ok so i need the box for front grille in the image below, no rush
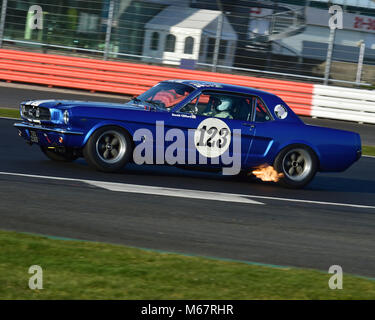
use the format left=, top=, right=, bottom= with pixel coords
left=22, top=105, right=51, bottom=121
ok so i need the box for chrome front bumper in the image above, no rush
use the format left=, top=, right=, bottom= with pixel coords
left=14, top=122, right=83, bottom=135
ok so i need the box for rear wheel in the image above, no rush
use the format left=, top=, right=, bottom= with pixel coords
left=274, top=145, right=318, bottom=189
left=40, top=146, right=79, bottom=162
left=83, top=126, right=132, bottom=172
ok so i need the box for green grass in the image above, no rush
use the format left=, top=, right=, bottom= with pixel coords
left=0, top=108, right=19, bottom=119
left=1, top=108, right=374, bottom=156
left=0, top=230, right=375, bottom=299
left=363, top=146, right=375, bottom=156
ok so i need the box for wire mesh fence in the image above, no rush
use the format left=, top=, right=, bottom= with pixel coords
left=0, top=0, right=374, bottom=87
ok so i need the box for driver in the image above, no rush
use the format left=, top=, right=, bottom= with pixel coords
left=203, top=97, right=234, bottom=119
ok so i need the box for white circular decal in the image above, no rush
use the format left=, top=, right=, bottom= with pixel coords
left=194, top=118, right=231, bottom=158
left=274, top=104, right=288, bottom=119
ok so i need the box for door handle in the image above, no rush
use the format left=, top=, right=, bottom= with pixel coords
left=242, top=123, right=255, bottom=129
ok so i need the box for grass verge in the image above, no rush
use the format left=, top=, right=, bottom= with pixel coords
left=1, top=108, right=374, bottom=156
left=0, top=230, right=374, bottom=299
left=0, top=107, right=19, bottom=119
left=363, top=146, right=375, bottom=157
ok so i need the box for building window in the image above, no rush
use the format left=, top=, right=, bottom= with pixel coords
left=207, top=37, right=215, bottom=60
left=150, top=32, right=159, bottom=51
left=206, top=38, right=227, bottom=62
left=165, top=34, right=176, bottom=52
left=219, top=40, right=228, bottom=60
left=184, top=37, right=194, bottom=54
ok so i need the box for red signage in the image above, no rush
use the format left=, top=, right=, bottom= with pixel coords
left=353, top=16, right=375, bottom=31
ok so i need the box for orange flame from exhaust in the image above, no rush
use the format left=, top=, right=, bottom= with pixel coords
left=252, top=165, right=284, bottom=183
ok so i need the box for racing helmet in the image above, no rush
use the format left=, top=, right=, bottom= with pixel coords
left=216, top=97, right=232, bottom=111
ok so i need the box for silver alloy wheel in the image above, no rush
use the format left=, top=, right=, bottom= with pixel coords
left=95, top=130, right=126, bottom=164
left=281, top=148, right=312, bottom=182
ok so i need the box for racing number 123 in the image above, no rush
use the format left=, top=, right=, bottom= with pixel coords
left=196, top=125, right=230, bottom=148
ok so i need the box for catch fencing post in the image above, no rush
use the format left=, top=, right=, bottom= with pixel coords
left=0, top=0, right=8, bottom=48
left=325, top=5, right=343, bottom=85
left=356, top=40, right=365, bottom=85
left=212, top=12, right=224, bottom=72
left=104, top=0, right=115, bottom=60
left=324, top=28, right=336, bottom=85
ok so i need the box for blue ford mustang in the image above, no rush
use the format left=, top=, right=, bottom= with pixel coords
left=14, top=80, right=361, bottom=188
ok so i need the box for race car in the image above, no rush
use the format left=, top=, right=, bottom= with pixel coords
left=14, top=80, right=362, bottom=188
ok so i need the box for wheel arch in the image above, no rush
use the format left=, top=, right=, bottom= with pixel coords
left=275, top=141, right=321, bottom=170
left=273, top=142, right=320, bottom=188
left=81, top=121, right=134, bottom=148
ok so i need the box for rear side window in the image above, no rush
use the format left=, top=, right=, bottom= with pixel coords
left=254, top=98, right=272, bottom=122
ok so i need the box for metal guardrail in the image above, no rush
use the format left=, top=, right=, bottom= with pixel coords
left=312, top=85, right=375, bottom=124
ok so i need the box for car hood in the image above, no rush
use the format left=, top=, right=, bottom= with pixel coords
left=21, top=99, right=145, bottom=111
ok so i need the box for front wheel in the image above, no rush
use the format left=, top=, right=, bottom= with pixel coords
left=40, top=146, right=79, bottom=162
left=274, top=145, right=318, bottom=189
left=83, top=126, right=132, bottom=172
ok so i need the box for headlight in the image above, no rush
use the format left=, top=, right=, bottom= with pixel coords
left=20, top=105, right=26, bottom=116
left=63, top=110, right=70, bottom=125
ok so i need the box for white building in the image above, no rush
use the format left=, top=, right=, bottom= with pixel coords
left=278, top=6, right=375, bottom=61
left=142, top=5, right=238, bottom=67
left=248, top=3, right=375, bottom=63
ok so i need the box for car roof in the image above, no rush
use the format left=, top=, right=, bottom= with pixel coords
left=163, top=79, right=303, bottom=124
left=163, top=79, right=278, bottom=100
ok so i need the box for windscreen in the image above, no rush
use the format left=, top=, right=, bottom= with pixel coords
left=135, top=82, right=195, bottom=111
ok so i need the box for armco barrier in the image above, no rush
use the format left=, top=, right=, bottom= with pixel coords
left=0, top=49, right=374, bottom=123
left=0, top=49, right=313, bottom=116
left=312, top=85, right=375, bottom=124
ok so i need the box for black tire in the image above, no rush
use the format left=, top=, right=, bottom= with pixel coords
left=83, top=126, right=132, bottom=172
left=274, top=144, right=318, bottom=189
left=40, top=146, right=79, bottom=162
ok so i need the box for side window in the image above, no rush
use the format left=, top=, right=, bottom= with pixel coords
left=254, top=98, right=272, bottom=122
left=195, top=93, right=211, bottom=114
left=233, top=97, right=252, bottom=121
left=179, top=97, right=198, bottom=113
left=184, top=92, right=252, bottom=121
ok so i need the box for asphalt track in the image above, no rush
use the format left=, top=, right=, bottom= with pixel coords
left=1, top=115, right=375, bottom=277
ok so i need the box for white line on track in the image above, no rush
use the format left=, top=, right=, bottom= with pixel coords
left=0, top=171, right=263, bottom=205
left=247, top=194, right=375, bottom=209
left=1, top=171, right=375, bottom=209
left=88, top=180, right=264, bottom=205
